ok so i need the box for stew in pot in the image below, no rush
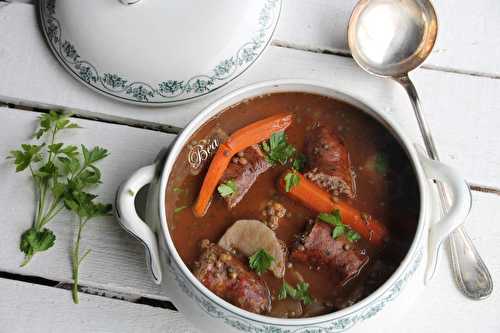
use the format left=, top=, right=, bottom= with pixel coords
left=166, top=92, right=419, bottom=318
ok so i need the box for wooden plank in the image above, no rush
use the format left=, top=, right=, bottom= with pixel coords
left=8, top=1, right=500, bottom=76
left=0, top=278, right=198, bottom=333
left=0, top=2, right=403, bottom=129
left=275, top=0, right=500, bottom=77
left=0, top=189, right=498, bottom=332
left=403, top=191, right=500, bottom=333
left=411, top=69, right=500, bottom=189
left=1, top=3, right=500, bottom=188
left=0, top=107, right=172, bottom=300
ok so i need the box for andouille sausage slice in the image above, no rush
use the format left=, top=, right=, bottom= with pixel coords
left=193, top=241, right=271, bottom=314
left=219, top=145, right=271, bottom=209
left=291, top=222, right=368, bottom=282
left=304, top=125, right=355, bottom=198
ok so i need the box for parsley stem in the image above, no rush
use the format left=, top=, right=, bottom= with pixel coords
left=69, top=163, right=88, bottom=183
left=39, top=203, right=64, bottom=228
left=46, top=126, right=57, bottom=164
left=79, top=249, right=91, bottom=266
left=32, top=126, right=57, bottom=231
left=29, top=165, right=43, bottom=227
left=72, top=216, right=85, bottom=304
left=34, top=185, right=49, bottom=230
left=20, top=254, right=32, bottom=267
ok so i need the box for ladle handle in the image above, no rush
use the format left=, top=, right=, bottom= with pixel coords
left=396, top=75, right=493, bottom=299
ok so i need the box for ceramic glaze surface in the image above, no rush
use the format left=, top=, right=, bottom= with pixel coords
left=39, top=0, right=281, bottom=105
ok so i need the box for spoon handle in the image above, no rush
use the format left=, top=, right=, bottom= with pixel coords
left=396, top=75, right=493, bottom=299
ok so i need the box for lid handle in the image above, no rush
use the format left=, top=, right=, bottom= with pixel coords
left=119, top=0, right=142, bottom=5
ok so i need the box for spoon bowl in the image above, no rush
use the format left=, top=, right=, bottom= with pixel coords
left=348, top=0, right=437, bottom=77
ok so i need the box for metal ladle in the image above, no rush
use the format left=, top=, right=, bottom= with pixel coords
left=348, top=0, right=492, bottom=299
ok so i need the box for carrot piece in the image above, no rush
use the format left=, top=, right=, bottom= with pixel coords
left=193, top=113, right=293, bottom=217
left=278, top=170, right=388, bottom=246
left=192, top=145, right=232, bottom=217
left=225, top=113, right=293, bottom=153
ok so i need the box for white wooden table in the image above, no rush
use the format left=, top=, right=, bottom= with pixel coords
left=1, top=1, right=499, bottom=332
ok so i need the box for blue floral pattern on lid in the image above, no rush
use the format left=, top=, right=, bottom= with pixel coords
left=40, top=0, right=281, bottom=105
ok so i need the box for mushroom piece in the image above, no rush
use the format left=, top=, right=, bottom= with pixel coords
left=218, top=219, right=286, bottom=278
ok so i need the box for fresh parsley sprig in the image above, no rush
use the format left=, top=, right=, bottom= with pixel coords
left=292, top=153, right=306, bottom=172
left=66, top=191, right=112, bottom=304
left=249, top=249, right=275, bottom=275
left=318, top=210, right=361, bottom=242
left=261, top=132, right=307, bottom=174
left=8, top=111, right=81, bottom=266
left=217, top=179, right=237, bottom=197
left=283, top=171, right=300, bottom=192
left=277, top=281, right=313, bottom=305
left=374, top=152, right=389, bottom=175
left=7, top=110, right=111, bottom=304
left=262, top=131, right=296, bottom=166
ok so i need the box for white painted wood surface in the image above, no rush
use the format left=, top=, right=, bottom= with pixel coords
left=0, top=107, right=499, bottom=333
left=0, top=278, right=198, bottom=333
left=9, top=0, right=500, bottom=76
left=1, top=2, right=500, bottom=189
left=275, top=0, right=500, bottom=77
left=0, top=0, right=499, bottom=332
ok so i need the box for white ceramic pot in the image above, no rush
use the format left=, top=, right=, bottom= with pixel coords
left=115, top=80, right=471, bottom=332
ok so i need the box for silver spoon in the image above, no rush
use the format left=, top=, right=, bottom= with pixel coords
left=348, top=0, right=492, bottom=300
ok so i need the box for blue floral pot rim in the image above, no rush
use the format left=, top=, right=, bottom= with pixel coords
left=165, top=243, right=424, bottom=332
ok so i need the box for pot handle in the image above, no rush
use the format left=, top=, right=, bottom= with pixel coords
left=417, top=149, right=472, bottom=283
left=115, top=164, right=162, bottom=284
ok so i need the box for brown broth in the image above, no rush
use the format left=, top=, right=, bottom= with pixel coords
left=166, top=92, right=420, bottom=318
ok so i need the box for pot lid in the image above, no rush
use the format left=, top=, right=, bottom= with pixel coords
left=39, top=0, right=281, bottom=106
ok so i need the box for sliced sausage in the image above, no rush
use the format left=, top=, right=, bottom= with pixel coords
left=219, top=145, right=271, bottom=208
left=291, top=221, right=368, bottom=282
left=193, top=241, right=271, bottom=314
left=304, top=125, right=355, bottom=198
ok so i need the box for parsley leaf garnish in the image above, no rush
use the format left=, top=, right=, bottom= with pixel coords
left=261, top=131, right=296, bottom=166
left=173, top=187, right=184, bottom=193
left=249, top=249, right=275, bottom=275
left=284, top=171, right=300, bottom=192
left=318, top=210, right=361, bottom=242
left=318, top=210, right=342, bottom=226
left=261, top=132, right=307, bottom=174
left=174, top=205, right=188, bottom=213
left=374, top=152, right=389, bottom=175
left=278, top=282, right=296, bottom=300
left=19, top=228, right=56, bottom=259
left=292, top=153, right=306, bottom=172
left=347, top=229, right=361, bottom=242
left=295, top=282, right=313, bottom=305
left=278, top=281, right=313, bottom=305
left=7, top=110, right=111, bottom=304
left=331, top=224, right=346, bottom=239
left=217, top=179, right=237, bottom=197
left=8, top=144, right=45, bottom=172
